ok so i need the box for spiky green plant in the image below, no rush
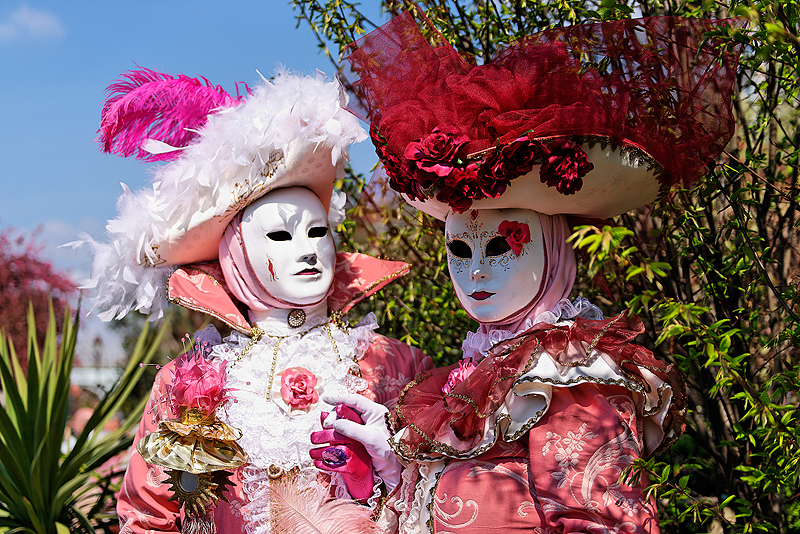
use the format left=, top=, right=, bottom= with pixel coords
left=0, top=304, right=169, bottom=533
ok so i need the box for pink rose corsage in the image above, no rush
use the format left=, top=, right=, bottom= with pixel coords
left=498, top=220, right=531, bottom=255
left=280, top=367, right=319, bottom=411
left=168, top=354, right=229, bottom=418
left=442, top=358, right=478, bottom=394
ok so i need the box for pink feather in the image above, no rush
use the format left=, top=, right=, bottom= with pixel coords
left=98, top=67, right=247, bottom=162
left=268, top=479, right=383, bottom=534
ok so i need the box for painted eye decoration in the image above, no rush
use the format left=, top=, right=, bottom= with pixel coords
left=308, top=226, right=329, bottom=238
left=447, top=239, right=472, bottom=259
left=485, top=236, right=511, bottom=257
left=267, top=231, right=292, bottom=241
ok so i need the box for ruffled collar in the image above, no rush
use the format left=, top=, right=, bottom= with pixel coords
left=461, top=297, right=603, bottom=361
left=391, top=311, right=686, bottom=462
left=167, top=251, right=409, bottom=334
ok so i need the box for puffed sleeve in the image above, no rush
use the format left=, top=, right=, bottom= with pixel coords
left=117, top=361, right=181, bottom=533
left=358, top=334, right=433, bottom=409
left=528, top=383, right=661, bottom=534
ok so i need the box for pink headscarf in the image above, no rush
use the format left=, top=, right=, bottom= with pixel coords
left=218, top=211, right=332, bottom=313
left=478, top=213, right=576, bottom=334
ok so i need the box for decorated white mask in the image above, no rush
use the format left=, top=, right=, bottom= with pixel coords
left=240, top=187, right=336, bottom=306
left=445, top=209, right=546, bottom=323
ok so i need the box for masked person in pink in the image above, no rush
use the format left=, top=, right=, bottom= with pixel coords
left=79, top=69, right=431, bottom=534
left=314, top=12, right=740, bottom=534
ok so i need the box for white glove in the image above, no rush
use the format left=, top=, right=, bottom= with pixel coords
left=322, top=393, right=402, bottom=491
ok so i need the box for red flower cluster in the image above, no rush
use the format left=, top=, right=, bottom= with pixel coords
left=540, top=140, right=595, bottom=195
left=374, top=127, right=594, bottom=212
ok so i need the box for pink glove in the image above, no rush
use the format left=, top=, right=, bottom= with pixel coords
left=310, top=405, right=374, bottom=502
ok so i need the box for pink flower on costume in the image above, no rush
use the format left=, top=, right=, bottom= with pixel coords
left=498, top=220, right=531, bottom=255
left=169, top=355, right=228, bottom=416
left=280, top=367, right=319, bottom=410
left=442, top=358, right=477, bottom=394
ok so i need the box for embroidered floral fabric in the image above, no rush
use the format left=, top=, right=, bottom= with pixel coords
left=392, top=385, right=661, bottom=534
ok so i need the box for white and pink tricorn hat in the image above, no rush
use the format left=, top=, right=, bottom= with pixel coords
left=73, top=68, right=366, bottom=321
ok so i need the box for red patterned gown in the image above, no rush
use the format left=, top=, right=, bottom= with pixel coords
left=385, top=313, right=685, bottom=534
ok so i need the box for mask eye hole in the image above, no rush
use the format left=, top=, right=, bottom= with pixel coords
left=308, top=226, right=329, bottom=238
left=267, top=231, right=292, bottom=241
left=447, top=240, right=472, bottom=259
left=486, top=236, right=511, bottom=257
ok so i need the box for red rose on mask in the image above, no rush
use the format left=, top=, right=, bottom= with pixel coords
left=498, top=220, right=531, bottom=255
left=280, top=367, right=319, bottom=410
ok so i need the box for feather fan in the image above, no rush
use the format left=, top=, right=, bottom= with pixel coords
left=268, top=479, right=383, bottom=534
left=98, top=68, right=246, bottom=161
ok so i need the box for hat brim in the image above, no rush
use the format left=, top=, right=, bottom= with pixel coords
left=405, top=142, right=664, bottom=221
left=155, top=138, right=337, bottom=266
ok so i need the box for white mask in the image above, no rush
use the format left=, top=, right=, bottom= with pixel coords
left=240, top=187, right=336, bottom=306
left=445, top=209, right=546, bottom=323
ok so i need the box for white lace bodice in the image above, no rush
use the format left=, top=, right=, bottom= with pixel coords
left=210, top=313, right=378, bottom=533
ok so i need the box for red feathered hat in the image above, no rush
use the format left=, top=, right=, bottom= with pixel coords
left=345, top=12, right=741, bottom=220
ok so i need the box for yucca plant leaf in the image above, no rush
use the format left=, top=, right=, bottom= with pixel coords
left=0, top=465, right=28, bottom=524
left=63, top=503, right=94, bottom=534
left=0, top=302, right=171, bottom=533
left=20, top=498, right=45, bottom=534
left=0, top=335, right=28, bottom=443
left=64, top=320, right=157, bottom=461
left=44, top=309, right=78, bottom=500
left=0, top=333, right=27, bottom=426
left=0, top=401, right=29, bottom=478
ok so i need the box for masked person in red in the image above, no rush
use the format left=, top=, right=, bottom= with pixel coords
left=315, top=11, right=740, bottom=534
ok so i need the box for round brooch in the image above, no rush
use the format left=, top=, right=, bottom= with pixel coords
left=267, top=464, right=284, bottom=479
left=287, top=309, right=306, bottom=328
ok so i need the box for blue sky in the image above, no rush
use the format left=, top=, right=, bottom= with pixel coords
left=0, top=1, right=383, bottom=363
left=0, top=1, right=381, bottom=274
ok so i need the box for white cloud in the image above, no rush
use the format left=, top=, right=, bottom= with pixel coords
left=0, top=4, right=65, bottom=41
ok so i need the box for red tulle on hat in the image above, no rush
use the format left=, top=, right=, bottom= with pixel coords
left=345, top=12, right=740, bottom=213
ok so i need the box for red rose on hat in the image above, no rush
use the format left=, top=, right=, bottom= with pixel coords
left=405, top=126, right=469, bottom=183
left=502, top=136, right=548, bottom=178
left=437, top=163, right=481, bottom=213
left=540, top=140, right=594, bottom=195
